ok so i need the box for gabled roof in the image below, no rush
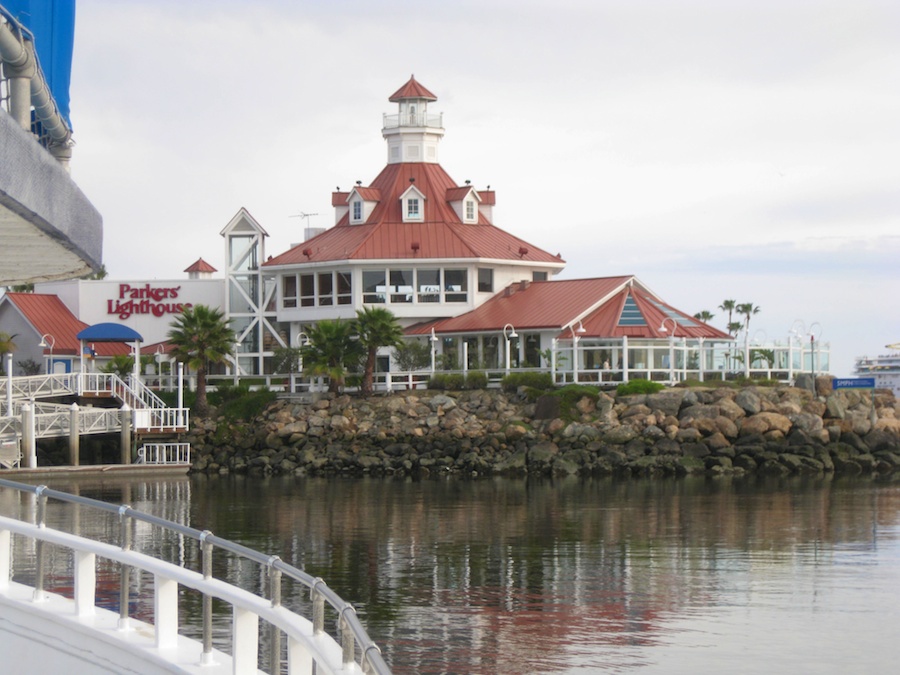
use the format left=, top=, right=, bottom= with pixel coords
left=184, top=258, right=217, bottom=273
left=1, top=293, right=131, bottom=356
left=446, top=186, right=479, bottom=202
left=350, top=187, right=382, bottom=202
left=264, top=163, right=564, bottom=267
left=405, top=277, right=732, bottom=340
left=389, top=75, right=438, bottom=102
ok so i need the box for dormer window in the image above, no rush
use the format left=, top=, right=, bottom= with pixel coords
left=401, top=184, right=426, bottom=222
left=465, top=200, right=475, bottom=222
left=352, top=200, right=363, bottom=223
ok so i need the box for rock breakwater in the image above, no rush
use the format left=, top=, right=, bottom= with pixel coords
left=188, top=382, right=900, bottom=479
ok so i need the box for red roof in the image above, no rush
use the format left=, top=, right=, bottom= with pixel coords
left=388, top=75, right=438, bottom=102
left=3, top=293, right=133, bottom=356
left=264, top=163, right=563, bottom=266
left=184, top=258, right=217, bottom=273
left=405, top=277, right=732, bottom=340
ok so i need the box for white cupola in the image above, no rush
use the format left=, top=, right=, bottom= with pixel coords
left=382, top=75, right=445, bottom=165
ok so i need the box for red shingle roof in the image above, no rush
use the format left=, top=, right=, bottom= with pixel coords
left=184, top=258, right=217, bottom=273
left=388, top=75, right=438, bottom=102
left=405, top=277, right=732, bottom=340
left=3, top=293, right=134, bottom=356
left=264, top=163, right=563, bottom=267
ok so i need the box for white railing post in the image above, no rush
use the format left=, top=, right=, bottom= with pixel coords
left=233, top=607, right=260, bottom=674
left=0, top=529, right=10, bottom=590
left=155, top=574, right=179, bottom=649
left=74, top=550, right=96, bottom=617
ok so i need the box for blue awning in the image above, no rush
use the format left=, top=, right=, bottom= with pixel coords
left=77, top=323, right=143, bottom=342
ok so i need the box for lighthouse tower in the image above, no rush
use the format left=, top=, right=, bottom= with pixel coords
left=381, top=75, right=445, bottom=165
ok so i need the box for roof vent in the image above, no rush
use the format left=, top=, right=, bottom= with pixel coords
left=411, top=241, right=420, bottom=252
left=409, top=177, right=415, bottom=183
left=356, top=180, right=362, bottom=186
left=302, top=248, right=312, bottom=258
left=518, top=246, right=529, bottom=257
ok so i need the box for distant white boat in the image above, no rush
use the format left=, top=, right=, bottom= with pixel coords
left=853, top=343, right=900, bottom=396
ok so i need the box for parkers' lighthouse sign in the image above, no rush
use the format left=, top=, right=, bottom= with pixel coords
left=107, top=284, right=192, bottom=320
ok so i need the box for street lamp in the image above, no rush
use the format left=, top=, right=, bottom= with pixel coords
left=293, top=331, right=309, bottom=392
left=659, top=318, right=677, bottom=383
left=155, top=345, right=166, bottom=388
left=430, top=328, right=439, bottom=373
left=570, top=320, right=586, bottom=384
left=502, top=323, right=518, bottom=374
left=38, top=333, right=55, bottom=374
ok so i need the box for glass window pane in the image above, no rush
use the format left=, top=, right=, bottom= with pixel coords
left=282, top=275, right=297, bottom=308
left=444, top=269, right=467, bottom=303
left=318, top=272, right=333, bottom=306
left=417, top=268, right=440, bottom=303
left=363, top=270, right=386, bottom=303
left=337, top=272, right=352, bottom=305
left=300, top=274, right=315, bottom=307
left=477, top=268, right=493, bottom=293
left=390, top=269, right=413, bottom=303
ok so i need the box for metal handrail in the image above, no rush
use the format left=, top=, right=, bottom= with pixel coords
left=0, top=478, right=391, bottom=674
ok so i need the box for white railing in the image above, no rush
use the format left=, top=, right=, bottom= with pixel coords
left=0, top=373, right=78, bottom=401
left=0, top=480, right=391, bottom=675
left=136, top=443, right=191, bottom=465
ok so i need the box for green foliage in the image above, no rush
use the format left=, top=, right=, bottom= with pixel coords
left=542, top=384, right=601, bottom=421
left=209, top=382, right=277, bottom=420
left=167, top=305, right=234, bottom=417
left=428, top=373, right=466, bottom=390
left=616, top=379, right=665, bottom=396
left=501, top=371, right=554, bottom=393
left=465, top=371, right=488, bottom=389
left=271, top=346, right=301, bottom=374
left=100, top=354, right=135, bottom=378
left=17, top=358, right=41, bottom=375
left=301, top=319, right=364, bottom=393
left=393, top=339, right=432, bottom=372
left=356, top=307, right=404, bottom=394
left=0, top=331, right=17, bottom=375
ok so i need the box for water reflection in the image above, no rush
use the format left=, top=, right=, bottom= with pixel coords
left=8, top=474, right=900, bottom=674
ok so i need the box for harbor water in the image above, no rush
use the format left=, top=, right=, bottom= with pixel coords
left=13, top=473, right=900, bottom=674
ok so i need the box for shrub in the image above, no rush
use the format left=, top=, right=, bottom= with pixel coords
left=501, top=372, right=554, bottom=393
left=428, top=373, right=465, bottom=390
left=465, top=371, right=488, bottom=390
left=616, top=379, right=665, bottom=396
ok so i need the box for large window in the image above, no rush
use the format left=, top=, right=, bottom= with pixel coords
left=533, top=271, right=548, bottom=281
left=444, top=269, right=467, bottom=302
left=417, top=268, right=440, bottom=303
left=362, top=267, right=469, bottom=305
left=283, top=275, right=297, bottom=308
left=363, top=270, right=386, bottom=303
left=318, top=273, right=333, bottom=306
left=477, top=268, right=493, bottom=293
left=390, top=269, right=413, bottom=303
left=300, top=274, right=315, bottom=307
left=337, top=272, right=352, bottom=305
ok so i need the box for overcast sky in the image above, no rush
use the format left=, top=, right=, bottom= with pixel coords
left=67, top=0, right=899, bottom=376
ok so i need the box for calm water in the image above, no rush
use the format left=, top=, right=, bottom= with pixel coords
left=11, top=474, right=900, bottom=674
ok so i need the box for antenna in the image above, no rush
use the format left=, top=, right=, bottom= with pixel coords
left=290, top=211, right=322, bottom=243
left=289, top=211, right=319, bottom=224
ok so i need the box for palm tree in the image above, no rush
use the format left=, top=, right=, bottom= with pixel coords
left=736, top=302, right=760, bottom=333
left=693, top=310, right=715, bottom=323
left=301, top=319, right=364, bottom=393
left=727, top=321, right=744, bottom=336
left=356, top=307, right=404, bottom=395
left=167, top=305, right=234, bottom=418
left=718, top=299, right=736, bottom=328
left=0, top=332, right=17, bottom=376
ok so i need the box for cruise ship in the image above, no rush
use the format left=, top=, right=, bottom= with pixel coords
left=853, top=344, right=900, bottom=396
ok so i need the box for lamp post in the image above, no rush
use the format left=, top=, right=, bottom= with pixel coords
left=808, top=322, right=823, bottom=378
left=38, top=333, right=55, bottom=374
left=659, top=318, right=677, bottom=384
left=570, top=321, right=586, bottom=384
left=502, top=323, right=518, bottom=374
left=155, top=345, right=165, bottom=389
left=430, top=328, right=439, bottom=373
left=293, top=331, right=309, bottom=392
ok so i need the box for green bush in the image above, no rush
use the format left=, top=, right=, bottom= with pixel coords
left=616, top=379, right=665, bottom=396
left=428, top=373, right=466, bottom=390
left=465, top=371, right=488, bottom=390
left=501, top=372, right=554, bottom=393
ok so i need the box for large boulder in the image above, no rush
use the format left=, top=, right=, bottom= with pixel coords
left=740, top=412, right=792, bottom=436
